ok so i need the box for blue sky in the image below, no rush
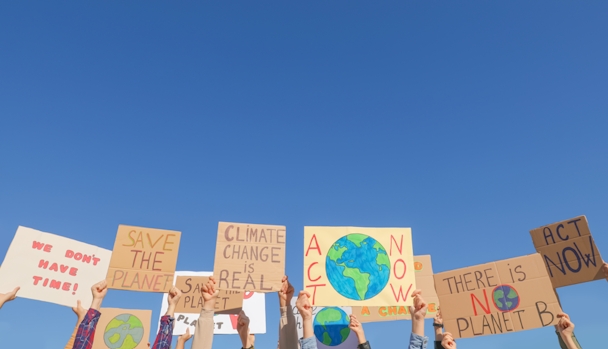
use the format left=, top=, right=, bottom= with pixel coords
left=1, top=1, right=607, bottom=348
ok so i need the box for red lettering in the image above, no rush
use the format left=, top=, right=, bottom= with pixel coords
left=38, top=259, right=49, bottom=269
left=305, top=234, right=321, bottom=256
left=306, top=284, right=326, bottom=305
left=307, top=262, right=321, bottom=282
left=60, top=265, right=68, bottom=273
left=393, top=259, right=406, bottom=279
left=471, top=289, right=491, bottom=316
left=389, top=235, right=403, bottom=256
left=62, top=282, right=72, bottom=291
left=229, top=313, right=239, bottom=329
left=49, top=280, right=61, bottom=289
left=32, top=241, right=53, bottom=252
left=32, top=276, right=42, bottom=285
left=389, top=283, right=413, bottom=302
left=69, top=267, right=78, bottom=276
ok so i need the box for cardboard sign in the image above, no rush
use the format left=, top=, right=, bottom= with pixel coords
left=159, top=271, right=267, bottom=335
left=0, top=226, right=112, bottom=307
left=107, top=225, right=181, bottom=293
left=434, top=254, right=561, bottom=339
left=530, top=216, right=604, bottom=288
left=175, top=275, right=243, bottom=314
left=291, top=299, right=358, bottom=349
left=304, top=227, right=416, bottom=306
left=213, top=222, right=285, bottom=292
left=92, top=308, right=152, bottom=349
left=353, top=255, right=439, bottom=322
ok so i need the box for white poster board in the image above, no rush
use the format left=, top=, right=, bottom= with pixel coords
left=0, top=226, right=112, bottom=307
left=159, top=271, right=267, bottom=335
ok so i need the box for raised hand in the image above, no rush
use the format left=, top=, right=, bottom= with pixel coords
left=409, top=289, right=428, bottom=321
left=71, top=300, right=88, bottom=322
left=603, top=262, right=608, bottom=281
left=441, top=332, right=457, bottom=349
left=179, top=327, right=192, bottom=343
left=202, top=276, right=220, bottom=311
left=237, top=310, right=252, bottom=348
left=557, top=313, right=575, bottom=336
left=0, top=287, right=19, bottom=308
left=168, top=287, right=182, bottom=306
left=434, top=307, right=443, bottom=325
left=90, top=280, right=108, bottom=310
left=295, top=291, right=313, bottom=320
left=278, top=275, right=295, bottom=307
left=349, top=315, right=366, bottom=344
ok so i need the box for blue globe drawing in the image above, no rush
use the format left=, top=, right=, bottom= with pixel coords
left=326, top=233, right=390, bottom=300
left=313, top=307, right=350, bottom=346
left=492, top=285, right=520, bottom=312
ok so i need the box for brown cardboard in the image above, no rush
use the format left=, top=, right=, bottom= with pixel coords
left=175, top=275, right=243, bottom=314
left=213, top=222, right=285, bottom=292
left=353, top=255, right=440, bottom=322
left=92, top=308, right=152, bottom=349
left=433, top=254, right=561, bottom=339
left=530, top=216, right=604, bottom=288
left=106, top=225, right=181, bottom=292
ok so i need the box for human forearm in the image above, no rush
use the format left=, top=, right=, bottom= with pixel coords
left=152, top=315, right=174, bottom=349
left=434, top=326, right=443, bottom=341
left=191, top=309, right=215, bottom=349
left=278, top=306, right=299, bottom=349
left=561, top=335, right=579, bottom=349
left=412, top=318, right=424, bottom=337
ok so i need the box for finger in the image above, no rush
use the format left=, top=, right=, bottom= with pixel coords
left=411, top=289, right=422, bottom=298
left=209, top=276, right=216, bottom=284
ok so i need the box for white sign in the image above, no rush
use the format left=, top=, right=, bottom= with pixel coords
left=291, top=299, right=358, bottom=349
left=159, top=271, right=266, bottom=335
left=0, top=226, right=112, bottom=307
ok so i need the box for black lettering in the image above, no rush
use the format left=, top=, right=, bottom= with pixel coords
left=231, top=271, right=241, bottom=289
left=555, top=224, right=569, bottom=241
left=535, top=301, right=554, bottom=326
left=562, top=247, right=582, bottom=273
left=474, top=270, right=486, bottom=289
left=224, top=225, right=234, bottom=241
left=456, top=318, right=470, bottom=338
left=567, top=218, right=583, bottom=237
left=513, top=310, right=525, bottom=329
left=463, top=272, right=474, bottom=291
left=543, top=227, right=555, bottom=245
left=484, top=268, right=497, bottom=287
left=183, top=277, right=192, bottom=293
left=218, top=270, right=230, bottom=289
left=514, top=265, right=526, bottom=281
left=271, top=247, right=281, bottom=263
left=544, top=254, right=566, bottom=277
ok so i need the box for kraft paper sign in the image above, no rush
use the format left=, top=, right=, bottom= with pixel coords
left=92, top=308, right=152, bottom=349
left=353, top=255, right=439, bottom=322
left=213, top=222, right=286, bottom=292
left=434, top=253, right=561, bottom=339
left=174, top=275, right=243, bottom=314
left=530, top=216, right=604, bottom=288
left=107, top=225, right=181, bottom=293
left=0, top=226, right=112, bottom=307
left=159, top=271, right=267, bottom=335
left=304, top=227, right=416, bottom=306
left=291, top=299, right=358, bottom=349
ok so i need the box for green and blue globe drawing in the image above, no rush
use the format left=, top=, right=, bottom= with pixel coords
left=103, top=314, right=145, bottom=349
left=492, top=285, right=520, bottom=312
left=326, top=233, right=390, bottom=300
left=313, top=307, right=351, bottom=346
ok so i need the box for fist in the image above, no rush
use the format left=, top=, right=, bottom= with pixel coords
left=557, top=313, right=575, bottom=336
left=91, top=280, right=108, bottom=300
left=409, top=289, right=428, bottom=320
left=434, top=306, right=443, bottom=325
left=237, top=310, right=250, bottom=334
left=278, top=275, right=295, bottom=305
left=202, top=277, right=219, bottom=302
left=296, top=291, right=313, bottom=320
left=441, top=332, right=457, bottom=349
left=349, top=315, right=363, bottom=335
left=168, top=287, right=182, bottom=306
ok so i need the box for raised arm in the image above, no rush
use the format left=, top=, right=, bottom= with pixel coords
left=409, top=289, right=429, bottom=349
left=64, top=301, right=88, bottom=349
left=237, top=310, right=254, bottom=349
left=603, top=262, right=608, bottom=281
left=191, top=276, right=220, bottom=349
left=441, top=332, right=456, bottom=349
left=72, top=280, right=108, bottom=349
left=295, top=291, right=317, bottom=349
left=433, top=307, right=443, bottom=347
left=278, top=275, right=298, bottom=349
left=152, top=286, right=182, bottom=349
left=557, top=313, right=582, bottom=349
left=349, top=315, right=370, bottom=349
left=0, top=287, right=19, bottom=310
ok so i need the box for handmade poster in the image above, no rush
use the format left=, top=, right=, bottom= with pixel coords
left=434, top=254, right=561, bottom=339
left=304, top=227, right=416, bottom=306
left=174, top=275, right=243, bottom=314
left=159, top=271, right=266, bottom=335
left=530, top=216, right=604, bottom=288
left=291, top=298, right=358, bottom=349
left=0, top=226, right=112, bottom=307
left=107, top=225, right=181, bottom=292
left=213, top=222, right=286, bottom=292
left=92, top=308, right=152, bottom=349
left=353, top=255, right=439, bottom=322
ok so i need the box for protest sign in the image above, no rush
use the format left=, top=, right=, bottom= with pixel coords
left=530, top=216, right=604, bottom=288
left=291, top=299, right=358, bottom=349
left=174, top=275, right=243, bottom=314
left=107, top=225, right=181, bottom=293
left=304, top=227, right=416, bottom=306
left=0, top=226, right=111, bottom=307
left=159, top=271, right=267, bottom=335
left=92, top=308, right=151, bottom=349
left=353, top=255, right=439, bottom=322
left=213, top=222, right=285, bottom=292
left=434, top=253, right=561, bottom=339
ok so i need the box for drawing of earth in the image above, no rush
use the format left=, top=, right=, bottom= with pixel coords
left=103, top=313, right=145, bottom=349
left=313, top=307, right=350, bottom=346
left=492, top=285, right=520, bottom=312
left=326, top=233, right=390, bottom=300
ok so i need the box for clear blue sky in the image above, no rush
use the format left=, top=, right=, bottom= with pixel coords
left=1, top=1, right=607, bottom=348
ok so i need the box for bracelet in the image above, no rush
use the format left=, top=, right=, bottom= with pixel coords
left=433, top=323, right=443, bottom=328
